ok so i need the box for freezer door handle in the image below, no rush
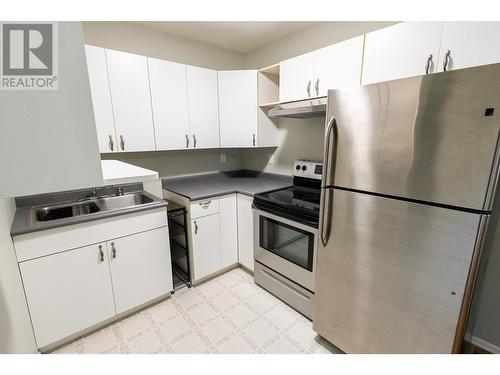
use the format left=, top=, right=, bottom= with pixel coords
left=322, top=116, right=337, bottom=188
left=320, top=188, right=334, bottom=247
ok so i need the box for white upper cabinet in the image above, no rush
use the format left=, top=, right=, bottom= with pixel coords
left=186, top=65, right=220, bottom=149
left=84, top=45, right=116, bottom=153
left=279, top=36, right=363, bottom=101
left=314, top=36, right=364, bottom=96
left=438, top=22, right=500, bottom=72
left=218, top=70, right=258, bottom=148
left=148, top=58, right=190, bottom=150
left=279, top=52, right=316, bottom=102
left=362, top=22, right=443, bottom=85
left=105, top=49, right=156, bottom=152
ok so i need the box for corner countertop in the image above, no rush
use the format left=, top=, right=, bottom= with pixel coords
left=162, top=170, right=293, bottom=201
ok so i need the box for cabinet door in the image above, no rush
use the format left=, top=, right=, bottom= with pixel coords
left=84, top=45, right=116, bottom=153
left=108, top=227, right=173, bottom=314
left=314, top=36, right=364, bottom=96
left=438, top=22, right=500, bottom=72
left=186, top=65, right=220, bottom=149
left=362, top=22, right=443, bottom=85
left=148, top=57, right=190, bottom=150
left=191, top=214, right=221, bottom=280
left=218, top=70, right=257, bottom=148
left=237, top=194, right=254, bottom=271
left=19, top=243, right=115, bottom=348
left=279, top=52, right=315, bottom=102
left=105, top=49, right=156, bottom=152
left=219, top=194, right=238, bottom=268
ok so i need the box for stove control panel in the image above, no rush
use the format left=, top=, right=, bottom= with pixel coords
left=293, top=160, right=323, bottom=180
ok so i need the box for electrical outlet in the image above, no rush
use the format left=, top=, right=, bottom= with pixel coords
left=268, top=153, right=275, bottom=165
left=220, top=153, right=227, bottom=163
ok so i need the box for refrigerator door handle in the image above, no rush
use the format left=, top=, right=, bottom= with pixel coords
left=320, top=187, right=334, bottom=247
left=322, top=116, right=337, bottom=188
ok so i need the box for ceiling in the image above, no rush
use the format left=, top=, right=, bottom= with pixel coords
left=136, top=21, right=317, bottom=53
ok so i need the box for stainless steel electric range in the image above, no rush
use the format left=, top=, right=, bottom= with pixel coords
left=252, top=160, right=322, bottom=319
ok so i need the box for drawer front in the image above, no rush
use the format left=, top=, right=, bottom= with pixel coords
left=190, top=197, right=219, bottom=219
left=14, top=208, right=168, bottom=262
left=254, top=261, right=314, bottom=319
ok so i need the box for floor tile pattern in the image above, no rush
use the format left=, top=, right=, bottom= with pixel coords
left=52, top=268, right=338, bottom=354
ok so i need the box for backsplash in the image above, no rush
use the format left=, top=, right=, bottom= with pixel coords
left=101, top=149, right=244, bottom=179
left=242, top=117, right=325, bottom=175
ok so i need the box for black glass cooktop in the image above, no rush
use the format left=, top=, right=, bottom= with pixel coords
left=253, top=180, right=321, bottom=228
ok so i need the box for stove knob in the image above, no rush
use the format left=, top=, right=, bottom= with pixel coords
left=302, top=165, right=307, bottom=171
left=296, top=165, right=301, bottom=170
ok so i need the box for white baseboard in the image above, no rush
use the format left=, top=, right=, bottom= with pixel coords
left=464, top=332, right=500, bottom=353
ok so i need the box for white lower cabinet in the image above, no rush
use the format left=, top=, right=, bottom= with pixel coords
left=191, top=213, right=222, bottom=280
left=169, top=191, right=256, bottom=282
left=237, top=194, right=254, bottom=271
left=15, top=209, right=171, bottom=350
left=108, top=227, right=173, bottom=314
left=19, top=242, right=116, bottom=348
left=219, top=194, right=239, bottom=268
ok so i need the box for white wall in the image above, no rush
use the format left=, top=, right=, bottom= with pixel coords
left=0, top=22, right=103, bottom=198
left=83, top=22, right=244, bottom=70
left=101, top=149, right=243, bottom=179
left=0, top=198, right=37, bottom=353
left=244, top=21, right=398, bottom=69
left=242, top=117, right=325, bottom=174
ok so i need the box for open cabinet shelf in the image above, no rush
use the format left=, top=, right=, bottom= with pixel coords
left=258, top=63, right=280, bottom=108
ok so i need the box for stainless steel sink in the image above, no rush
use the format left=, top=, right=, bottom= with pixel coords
left=31, top=191, right=159, bottom=223
left=96, top=192, right=154, bottom=211
left=35, top=201, right=101, bottom=222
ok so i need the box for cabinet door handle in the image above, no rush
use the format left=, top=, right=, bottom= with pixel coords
left=252, top=134, right=256, bottom=147
left=315, top=78, right=320, bottom=96
left=425, top=54, right=433, bottom=74
left=185, top=134, right=189, bottom=148
left=306, top=80, right=311, bottom=97
left=111, top=242, right=117, bottom=259
left=443, top=50, right=451, bottom=71
left=199, top=200, right=211, bottom=208
left=108, top=135, right=114, bottom=151
left=193, top=134, right=197, bottom=148
left=98, top=245, right=104, bottom=262
left=120, top=135, right=125, bottom=151
left=194, top=220, right=198, bottom=234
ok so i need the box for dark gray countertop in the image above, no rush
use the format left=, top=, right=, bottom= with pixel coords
left=162, top=170, right=293, bottom=201
left=11, top=184, right=167, bottom=236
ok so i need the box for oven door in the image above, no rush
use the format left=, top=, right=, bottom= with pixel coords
left=253, top=209, right=318, bottom=291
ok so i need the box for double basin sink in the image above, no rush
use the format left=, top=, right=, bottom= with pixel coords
left=33, top=192, right=157, bottom=223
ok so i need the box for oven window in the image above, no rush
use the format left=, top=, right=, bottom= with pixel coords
left=259, top=216, right=314, bottom=271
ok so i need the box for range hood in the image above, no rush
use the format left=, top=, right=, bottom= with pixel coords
left=267, top=97, right=327, bottom=119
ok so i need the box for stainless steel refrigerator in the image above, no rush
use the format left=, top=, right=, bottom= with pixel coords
left=314, top=63, right=500, bottom=353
